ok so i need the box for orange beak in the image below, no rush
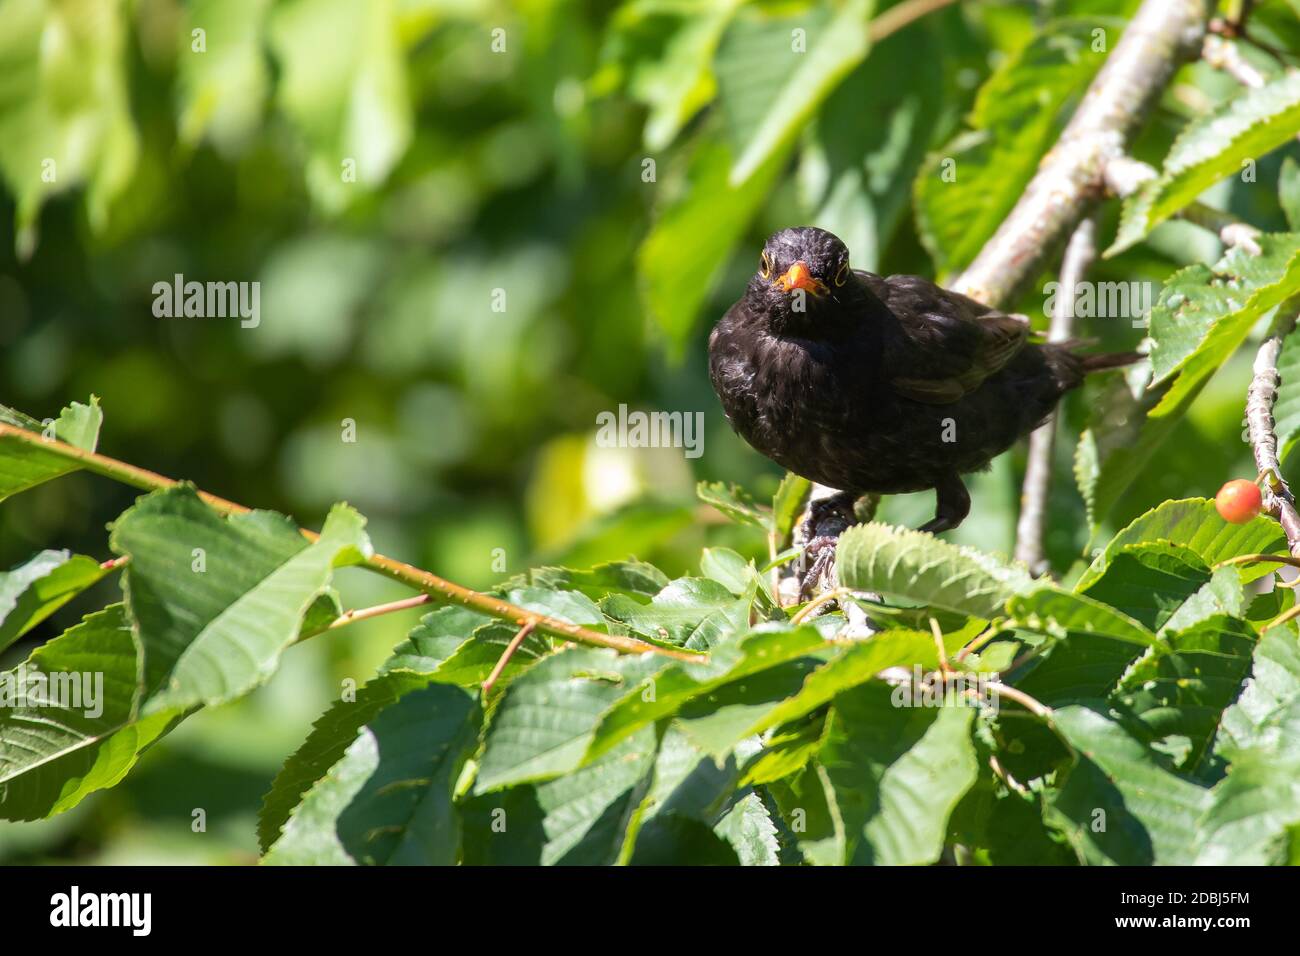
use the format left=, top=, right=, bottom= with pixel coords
left=775, top=260, right=827, bottom=296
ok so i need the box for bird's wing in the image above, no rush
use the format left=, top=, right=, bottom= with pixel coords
left=864, top=272, right=1030, bottom=405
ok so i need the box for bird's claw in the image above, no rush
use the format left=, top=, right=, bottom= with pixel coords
left=798, top=535, right=840, bottom=602
left=795, top=491, right=857, bottom=601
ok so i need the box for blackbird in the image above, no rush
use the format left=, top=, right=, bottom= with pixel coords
left=708, top=226, right=1137, bottom=576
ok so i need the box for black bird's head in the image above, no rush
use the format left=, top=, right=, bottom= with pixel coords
left=747, top=226, right=854, bottom=336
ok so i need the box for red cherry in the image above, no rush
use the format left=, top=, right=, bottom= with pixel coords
left=1216, top=479, right=1263, bottom=524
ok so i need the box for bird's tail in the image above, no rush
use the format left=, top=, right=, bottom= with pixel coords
left=1043, top=342, right=1143, bottom=393
left=1078, top=350, right=1143, bottom=373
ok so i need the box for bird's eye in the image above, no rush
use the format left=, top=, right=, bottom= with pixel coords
left=834, top=261, right=849, bottom=287
left=760, top=252, right=773, bottom=279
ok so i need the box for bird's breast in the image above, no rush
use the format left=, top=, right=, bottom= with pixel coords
left=710, top=323, right=871, bottom=474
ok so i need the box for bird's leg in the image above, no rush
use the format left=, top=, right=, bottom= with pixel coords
left=798, top=490, right=857, bottom=601
left=918, top=473, right=971, bottom=535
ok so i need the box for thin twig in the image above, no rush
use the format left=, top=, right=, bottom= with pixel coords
left=1267, top=601, right=1300, bottom=631
left=1246, top=299, right=1300, bottom=556
left=1213, top=553, right=1300, bottom=570
left=1014, top=215, right=1098, bottom=574
left=929, top=615, right=951, bottom=675
left=482, top=619, right=538, bottom=695
left=295, top=594, right=433, bottom=644
left=954, top=624, right=997, bottom=663
left=867, top=0, right=962, bottom=44
left=326, top=595, right=431, bottom=631
left=0, top=421, right=706, bottom=664
left=953, top=0, right=1213, bottom=308
left=1202, top=33, right=1267, bottom=87
left=985, top=681, right=1054, bottom=720
left=790, top=587, right=849, bottom=625
left=988, top=753, right=1028, bottom=795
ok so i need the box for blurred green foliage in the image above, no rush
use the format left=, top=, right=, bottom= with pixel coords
left=1, top=0, right=1297, bottom=861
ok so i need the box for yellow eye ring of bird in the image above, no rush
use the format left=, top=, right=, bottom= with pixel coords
left=760, top=252, right=773, bottom=278
left=834, top=261, right=849, bottom=287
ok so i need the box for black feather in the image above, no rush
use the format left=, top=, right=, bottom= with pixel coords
left=707, top=226, right=1139, bottom=531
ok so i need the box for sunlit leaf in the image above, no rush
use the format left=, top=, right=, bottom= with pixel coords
left=0, top=550, right=108, bottom=654
left=1111, top=73, right=1300, bottom=254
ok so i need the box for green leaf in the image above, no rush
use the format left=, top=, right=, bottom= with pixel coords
left=1009, top=586, right=1159, bottom=647
left=914, top=20, right=1114, bottom=276
left=0, top=605, right=179, bottom=821
left=462, top=726, right=661, bottom=867
left=819, top=683, right=978, bottom=865
left=0, top=550, right=109, bottom=654
left=1077, top=498, right=1287, bottom=590
left=380, top=606, right=492, bottom=674
left=524, top=560, right=670, bottom=601
left=267, top=0, right=411, bottom=211
left=715, top=0, right=874, bottom=185
left=1148, top=234, right=1300, bottom=385
left=601, top=575, right=742, bottom=647
left=699, top=547, right=752, bottom=596
left=739, top=708, right=830, bottom=787
left=257, top=670, right=434, bottom=852
left=1081, top=236, right=1300, bottom=525
left=602, top=0, right=744, bottom=152
left=799, top=16, right=944, bottom=271
left=534, top=726, right=659, bottom=865
left=836, top=521, right=1034, bottom=619
left=110, top=486, right=371, bottom=712
left=264, top=682, right=479, bottom=865
left=695, top=480, right=770, bottom=530
left=638, top=131, right=790, bottom=352
left=475, top=646, right=664, bottom=793
left=1111, top=72, right=1300, bottom=254
left=505, top=587, right=604, bottom=626
left=1007, top=587, right=1161, bottom=709
left=1195, top=745, right=1300, bottom=865
left=0, top=398, right=103, bottom=503
left=425, top=621, right=552, bottom=689
left=1075, top=542, right=1210, bottom=632
left=1196, top=625, right=1300, bottom=863
left=673, top=629, right=940, bottom=763
left=767, top=761, right=843, bottom=865
left=1116, top=615, right=1257, bottom=773
left=1280, top=156, right=1300, bottom=231
left=771, top=473, right=811, bottom=542
left=583, top=626, right=830, bottom=763
left=1217, top=625, right=1300, bottom=757
left=1045, top=703, right=1210, bottom=865
left=0, top=3, right=137, bottom=254
left=176, top=0, right=272, bottom=153
left=1159, top=565, right=1248, bottom=634
left=630, top=811, right=741, bottom=865
left=713, top=790, right=780, bottom=865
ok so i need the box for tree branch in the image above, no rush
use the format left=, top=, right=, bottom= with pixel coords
left=1014, top=214, right=1098, bottom=573
left=1246, top=298, right=1300, bottom=556
left=953, top=0, right=1214, bottom=308
left=0, top=422, right=705, bottom=664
